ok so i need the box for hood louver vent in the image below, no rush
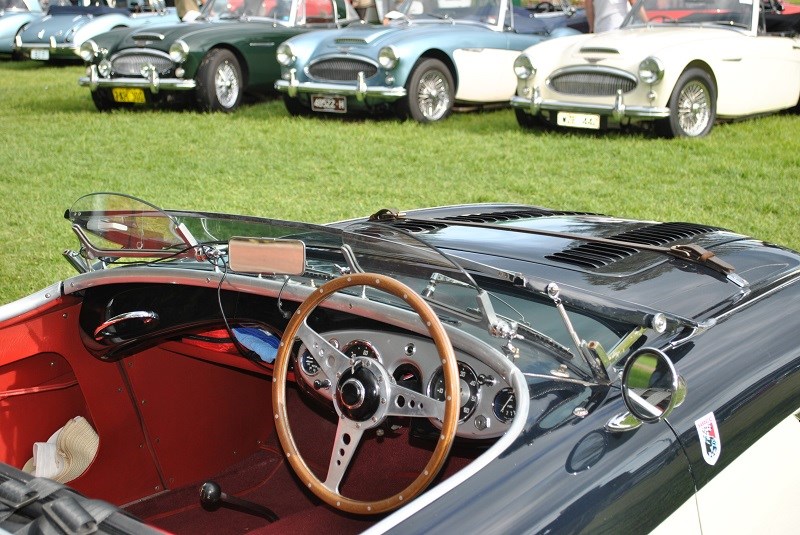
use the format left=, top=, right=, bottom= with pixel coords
left=547, top=222, right=720, bottom=269
left=580, top=47, right=619, bottom=55
left=385, top=220, right=448, bottom=233
left=335, top=38, right=367, bottom=44
left=442, top=209, right=595, bottom=224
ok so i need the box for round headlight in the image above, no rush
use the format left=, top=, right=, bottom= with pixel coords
left=514, top=54, right=534, bottom=80
left=169, top=40, right=189, bottom=64
left=276, top=43, right=295, bottom=67
left=638, top=56, right=664, bottom=84
left=79, top=40, right=98, bottom=62
left=378, top=46, right=398, bottom=70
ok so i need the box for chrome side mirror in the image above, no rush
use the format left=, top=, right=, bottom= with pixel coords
left=606, top=348, right=686, bottom=432
left=228, top=237, right=306, bottom=275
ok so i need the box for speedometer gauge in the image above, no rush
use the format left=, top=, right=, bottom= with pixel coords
left=341, top=339, right=380, bottom=361
left=428, top=362, right=479, bottom=422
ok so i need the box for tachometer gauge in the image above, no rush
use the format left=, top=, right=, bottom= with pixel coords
left=428, top=362, right=479, bottom=422
left=492, top=388, right=516, bottom=423
left=341, top=339, right=380, bottom=361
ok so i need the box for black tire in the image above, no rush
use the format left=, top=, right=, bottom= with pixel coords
left=195, top=49, right=243, bottom=112
left=90, top=88, right=129, bottom=112
left=398, top=58, right=454, bottom=123
left=655, top=68, right=716, bottom=138
left=515, top=108, right=550, bottom=130
left=283, top=94, right=310, bottom=117
left=11, top=26, right=27, bottom=61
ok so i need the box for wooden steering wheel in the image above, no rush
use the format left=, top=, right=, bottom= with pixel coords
left=272, top=273, right=460, bottom=515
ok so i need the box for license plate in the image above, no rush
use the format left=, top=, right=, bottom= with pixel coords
left=557, top=111, right=600, bottom=130
left=311, top=95, right=346, bottom=114
left=112, top=88, right=146, bottom=104
left=30, top=49, right=49, bottom=61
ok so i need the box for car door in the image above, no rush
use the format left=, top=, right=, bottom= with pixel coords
left=714, top=33, right=800, bottom=115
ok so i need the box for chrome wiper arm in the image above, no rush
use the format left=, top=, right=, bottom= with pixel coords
left=544, top=283, right=610, bottom=384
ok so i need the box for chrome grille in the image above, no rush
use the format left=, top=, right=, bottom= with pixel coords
left=549, top=72, right=636, bottom=96
left=111, top=52, right=173, bottom=76
left=307, top=58, right=377, bottom=82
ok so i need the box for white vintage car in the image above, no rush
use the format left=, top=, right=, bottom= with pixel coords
left=510, top=0, right=800, bottom=137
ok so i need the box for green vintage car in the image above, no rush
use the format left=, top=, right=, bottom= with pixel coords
left=78, top=0, right=359, bottom=112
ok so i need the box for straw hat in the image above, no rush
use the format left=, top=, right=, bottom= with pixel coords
left=23, top=416, right=99, bottom=484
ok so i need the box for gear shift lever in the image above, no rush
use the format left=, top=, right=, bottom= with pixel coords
left=199, top=481, right=279, bottom=522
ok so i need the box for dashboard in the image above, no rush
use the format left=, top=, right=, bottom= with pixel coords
left=293, top=328, right=517, bottom=439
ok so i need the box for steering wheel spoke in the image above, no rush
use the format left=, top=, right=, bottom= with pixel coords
left=296, top=321, right=351, bottom=384
left=385, top=383, right=445, bottom=420
left=322, top=418, right=365, bottom=492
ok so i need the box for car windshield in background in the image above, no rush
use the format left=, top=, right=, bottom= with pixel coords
left=394, top=0, right=504, bottom=24
left=1, top=0, right=32, bottom=10
left=202, top=0, right=295, bottom=21
left=624, top=0, right=754, bottom=28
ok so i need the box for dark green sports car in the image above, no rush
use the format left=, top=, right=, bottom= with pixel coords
left=78, top=0, right=359, bottom=112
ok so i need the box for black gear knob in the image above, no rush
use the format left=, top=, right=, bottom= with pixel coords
left=198, top=480, right=279, bottom=522
left=199, top=481, right=223, bottom=507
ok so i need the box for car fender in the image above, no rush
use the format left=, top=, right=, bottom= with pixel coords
left=0, top=12, right=40, bottom=53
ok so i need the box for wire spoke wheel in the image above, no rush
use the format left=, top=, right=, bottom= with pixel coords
left=656, top=67, right=716, bottom=138
left=416, top=69, right=451, bottom=121
left=676, top=80, right=711, bottom=137
left=399, top=58, right=454, bottom=123
left=196, top=49, right=243, bottom=112
left=214, top=60, right=240, bottom=109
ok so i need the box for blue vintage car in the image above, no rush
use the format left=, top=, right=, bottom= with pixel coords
left=0, top=0, right=42, bottom=59
left=15, top=0, right=178, bottom=62
left=275, top=0, right=585, bottom=122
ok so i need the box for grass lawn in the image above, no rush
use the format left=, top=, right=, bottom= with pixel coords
left=0, top=60, right=799, bottom=305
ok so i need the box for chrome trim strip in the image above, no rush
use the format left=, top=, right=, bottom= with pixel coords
left=712, top=269, right=800, bottom=324
left=550, top=64, right=635, bottom=80
left=0, top=282, right=63, bottom=324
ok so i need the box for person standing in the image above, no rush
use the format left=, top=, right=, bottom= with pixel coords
left=585, top=0, right=636, bottom=33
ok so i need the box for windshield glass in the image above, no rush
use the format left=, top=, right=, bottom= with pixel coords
left=1, top=0, right=38, bottom=10
left=623, top=0, right=754, bottom=29
left=199, top=0, right=341, bottom=22
left=66, top=193, right=631, bottom=382
left=392, top=0, right=504, bottom=25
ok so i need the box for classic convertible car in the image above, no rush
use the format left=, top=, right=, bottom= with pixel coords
left=275, top=0, right=585, bottom=122
left=511, top=0, right=800, bottom=137
left=1, top=192, right=799, bottom=534
left=78, top=0, right=359, bottom=111
left=0, top=0, right=43, bottom=59
left=15, top=0, right=179, bottom=63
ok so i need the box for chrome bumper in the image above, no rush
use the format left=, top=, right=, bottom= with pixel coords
left=17, top=41, right=78, bottom=59
left=79, top=65, right=197, bottom=93
left=274, top=68, right=406, bottom=102
left=510, top=88, right=670, bottom=121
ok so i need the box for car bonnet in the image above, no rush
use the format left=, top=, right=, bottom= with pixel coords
left=344, top=205, right=800, bottom=323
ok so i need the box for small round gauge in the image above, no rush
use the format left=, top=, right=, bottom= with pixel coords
left=492, top=388, right=516, bottom=423
left=299, top=347, right=320, bottom=376
left=428, top=362, right=479, bottom=422
left=341, top=339, right=380, bottom=361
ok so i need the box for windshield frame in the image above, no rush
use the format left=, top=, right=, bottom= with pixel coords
left=390, top=0, right=508, bottom=30
left=199, top=0, right=356, bottom=25
left=621, top=0, right=757, bottom=32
